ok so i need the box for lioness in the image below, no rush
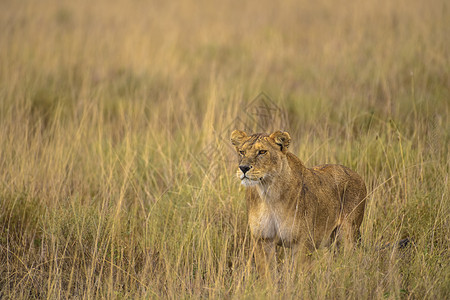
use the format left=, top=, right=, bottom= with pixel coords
left=231, top=130, right=366, bottom=275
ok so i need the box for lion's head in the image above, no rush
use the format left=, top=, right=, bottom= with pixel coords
left=230, top=130, right=291, bottom=187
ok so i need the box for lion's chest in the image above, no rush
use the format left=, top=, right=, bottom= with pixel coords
left=248, top=202, right=297, bottom=242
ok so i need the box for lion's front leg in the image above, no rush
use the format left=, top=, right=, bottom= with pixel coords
left=254, top=238, right=277, bottom=281
left=288, top=239, right=315, bottom=272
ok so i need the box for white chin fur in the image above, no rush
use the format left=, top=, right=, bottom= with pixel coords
left=241, top=178, right=259, bottom=187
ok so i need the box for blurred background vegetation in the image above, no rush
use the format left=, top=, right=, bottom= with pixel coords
left=0, top=0, right=448, bottom=298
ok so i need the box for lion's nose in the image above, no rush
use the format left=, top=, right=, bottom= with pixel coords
left=239, top=165, right=251, bottom=174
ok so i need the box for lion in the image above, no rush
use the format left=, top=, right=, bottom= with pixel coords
left=230, top=130, right=367, bottom=276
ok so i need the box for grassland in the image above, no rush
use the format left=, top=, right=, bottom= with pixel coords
left=0, top=0, right=449, bottom=298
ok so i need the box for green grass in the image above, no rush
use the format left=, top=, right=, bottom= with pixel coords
left=0, top=0, right=449, bottom=298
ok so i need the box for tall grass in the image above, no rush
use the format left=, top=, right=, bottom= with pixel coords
left=0, top=0, right=449, bottom=298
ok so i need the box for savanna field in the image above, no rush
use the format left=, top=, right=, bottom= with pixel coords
left=0, top=0, right=449, bottom=298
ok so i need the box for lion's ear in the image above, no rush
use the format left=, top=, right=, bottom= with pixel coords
left=269, top=131, right=291, bottom=153
left=231, top=130, right=247, bottom=147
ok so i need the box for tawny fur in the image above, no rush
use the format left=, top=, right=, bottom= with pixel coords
left=231, top=130, right=367, bottom=276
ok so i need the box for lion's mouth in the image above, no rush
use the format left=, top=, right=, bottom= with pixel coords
left=241, top=178, right=258, bottom=186
left=240, top=174, right=258, bottom=180
left=240, top=174, right=264, bottom=186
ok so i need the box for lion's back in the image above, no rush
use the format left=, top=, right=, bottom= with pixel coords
left=311, top=164, right=366, bottom=224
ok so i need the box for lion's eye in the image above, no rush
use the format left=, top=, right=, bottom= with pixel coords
left=239, top=150, right=245, bottom=156
left=258, top=150, right=267, bottom=155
